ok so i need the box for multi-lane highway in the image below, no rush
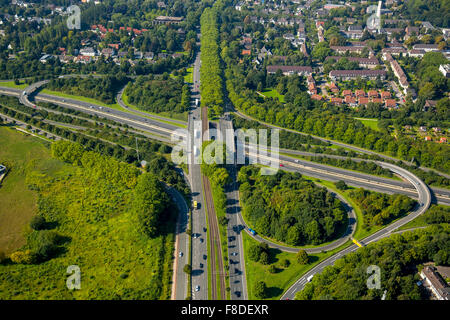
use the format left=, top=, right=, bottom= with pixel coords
left=188, top=51, right=209, bottom=300
left=218, top=113, right=248, bottom=300
left=167, top=186, right=189, bottom=300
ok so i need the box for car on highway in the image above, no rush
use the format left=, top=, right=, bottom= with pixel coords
left=203, top=227, right=207, bottom=232
left=228, top=236, right=235, bottom=242
left=280, top=163, right=284, bottom=167
left=62, top=99, right=65, bottom=102
left=231, top=252, right=238, bottom=256
left=306, top=274, right=314, bottom=282
left=294, top=159, right=299, bottom=163
left=200, top=238, right=204, bottom=243
left=203, top=254, right=207, bottom=260
left=179, top=251, right=183, bottom=257
left=193, top=200, right=198, bottom=209
left=195, top=286, right=200, bottom=292
left=234, top=291, right=241, bottom=297
left=89, top=105, right=94, bottom=109
left=199, top=263, right=203, bottom=268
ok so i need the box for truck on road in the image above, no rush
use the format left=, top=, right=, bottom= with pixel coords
left=306, top=274, right=314, bottom=282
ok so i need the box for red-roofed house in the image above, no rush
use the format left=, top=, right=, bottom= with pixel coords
left=345, top=95, right=357, bottom=106
left=331, top=97, right=343, bottom=105
left=372, top=98, right=383, bottom=104
left=368, top=90, right=378, bottom=98
left=359, top=97, right=369, bottom=105
left=342, top=89, right=352, bottom=96
left=440, top=137, right=448, bottom=143
left=385, top=99, right=397, bottom=108
left=242, top=49, right=251, bottom=55
left=311, top=94, right=323, bottom=101
left=380, top=91, right=391, bottom=100
left=425, top=136, right=432, bottom=141
left=329, top=82, right=339, bottom=94
left=355, top=90, right=365, bottom=98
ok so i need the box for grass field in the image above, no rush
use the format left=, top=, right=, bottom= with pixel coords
left=0, top=127, right=71, bottom=255
left=243, top=232, right=352, bottom=300
left=354, top=118, right=380, bottom=131
left=184, top=67, right=194, bottom=84
left=0, top=80, right=29, bottom=90
left=0, top=132, right=176, bottom=299
left=260, top=88, right=285, bottom=103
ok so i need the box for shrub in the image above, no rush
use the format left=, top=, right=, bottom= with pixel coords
left=296, top=249, right=309, bottom=264
left=30, top=215, right=47, bottom=230
left=254, top=281, right=268, bottom=299
left=10, top=250, right=35, bottom=264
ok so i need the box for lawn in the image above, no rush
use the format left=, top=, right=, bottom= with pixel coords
left=184, top=67, right=194, bottom=84
left=243, top=232, right=352, bottom=300
left=0, top=80, right=29, bottom=90
left=0, top=126, right=72, bottom=255
left=259, top=88, right=285, bottom=103
left=354, top=118, right=380, bottom=131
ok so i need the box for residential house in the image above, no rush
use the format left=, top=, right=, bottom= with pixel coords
left=266, top=65, right=313, bottom=76
left=385, top=99, right=397, bottom=108
left=80, top=47, right=96, bottom=57
left=152, top=16, right=183, bottom=25
left=412, top=44, right=439, bottom=52
left=329, top=70, right=386, bottom=81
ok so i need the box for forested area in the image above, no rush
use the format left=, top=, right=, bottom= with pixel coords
left=0, top=140, right=177, bottom=299
left=238, top=166, right=347, bottom=246
left=45, top=75, right=129, bottom=104
left=125, top=75, right=190, bottom=113
left=200, top=2, right=224, bottom=118
left=296, top=225, right=450, bottom=300
left=349, top=188, right=417, bottom=227
left=400, top=0, right=450, bottom=28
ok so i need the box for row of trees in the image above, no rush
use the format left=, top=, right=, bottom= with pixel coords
left=200, top=4, right=224, bottom=118
left=238, top=166, right=347, bottom=246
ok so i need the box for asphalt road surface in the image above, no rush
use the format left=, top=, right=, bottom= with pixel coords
left=188, top=51, right=209, bottom=300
